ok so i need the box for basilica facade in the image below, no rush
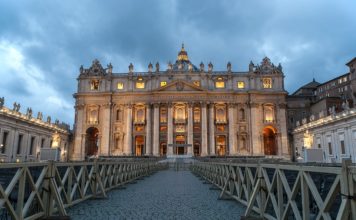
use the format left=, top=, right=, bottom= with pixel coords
left=72, top=46, right=289, bottom=160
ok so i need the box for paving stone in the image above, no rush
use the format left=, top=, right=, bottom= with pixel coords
left=67, top=170, right=245, bottom=219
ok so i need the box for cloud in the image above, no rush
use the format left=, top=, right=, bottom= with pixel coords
left=0, top=0, right=355, bottom=125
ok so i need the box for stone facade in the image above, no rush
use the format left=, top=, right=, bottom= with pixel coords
left=72, top=46, right=289, bottom=160
left=0, top=99, right=71, bottom=162
left=293, top=107, right=356, bottom=163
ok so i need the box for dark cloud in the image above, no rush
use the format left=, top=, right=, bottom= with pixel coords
left=0, top=0, right=355, bottom=125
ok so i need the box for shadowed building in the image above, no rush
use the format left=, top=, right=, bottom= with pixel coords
left=72, top=45, right=289, bottom=160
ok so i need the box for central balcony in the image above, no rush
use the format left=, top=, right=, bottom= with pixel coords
left=174, top=118, right=187, bottom=125
left=215, top=119, right=227, bottom=125
left=134, top=119, right=146, bottom=125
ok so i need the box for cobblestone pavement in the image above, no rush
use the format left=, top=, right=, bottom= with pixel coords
left=67, top=170, right=245, bottom=220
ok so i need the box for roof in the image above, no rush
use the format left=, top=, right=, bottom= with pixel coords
left=346, top=57, right=356, bottom=66
left=300, top=78, right=320, bottom=89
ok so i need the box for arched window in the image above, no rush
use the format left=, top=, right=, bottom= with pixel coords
left=89, top=110, right=98, bottom=123
left=264, top=105, right=274, bottom=122
left=135, top=107, right=145, bottom=123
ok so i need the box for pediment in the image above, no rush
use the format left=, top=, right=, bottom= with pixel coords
left=153, top=80, right=206, bottom=92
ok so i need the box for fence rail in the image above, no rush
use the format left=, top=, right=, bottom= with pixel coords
left=191, top=160, right=356, bottom=220
left=0, top=159, right=167, bottom=220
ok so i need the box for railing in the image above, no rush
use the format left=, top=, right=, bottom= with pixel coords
left=0, top=159, right=167, bottom=219
left=191, top=160, right=356, bottom=219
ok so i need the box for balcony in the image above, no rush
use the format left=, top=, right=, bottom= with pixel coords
left=174, top=118, right=187, bottom=125
left=264, top=119, right=276, bottom=124
left=215, top=119, right=227, bottom=125
left=88, top=120, right=99, bottom=125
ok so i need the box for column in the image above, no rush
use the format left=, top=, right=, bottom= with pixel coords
left=201, top=102, right=208, bottom=156
left=73, top=104, right=85, bottom=160
left=167, top=103, right=173, bottom=155
left=145, top=104, right=152, bottom=155
left=101, top=103, right=111, bottom=156
left=152, top=103, right=160, bottom=156
left=228, top=103, right=236, bottom=155
left=250, top=102, right=261, bottom=155
left=187, top=102, right=193, bottom=156
left=124, top=104, right=132, bottom=155
left=208, top=103, right=215, bottom=155
left=277, top=103, right=289, bottom=158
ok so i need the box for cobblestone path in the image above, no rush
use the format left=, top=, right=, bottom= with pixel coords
left=67, top=170, right=245, bottom=220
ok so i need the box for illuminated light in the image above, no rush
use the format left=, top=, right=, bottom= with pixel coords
left=136, top=82, right=145, bottom=89
left=215, top=81, right=225, bottom=88
left=193, top=81, right=200, bottom=87
left=160, top=81, right=167, bottom=87
left=262, top=78, right=272, bottom=88
left=237, top=81, right=245, bottom=89
left=117, top=82, right=124, bottom=90
left=16, top=159, right=20, bottom=163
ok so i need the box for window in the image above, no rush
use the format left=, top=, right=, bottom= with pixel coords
left=116, top=109, right=122, bottom=121
left=237, top=81, right=245, bottom=89
left=215, top=81, right=225, bottom=88
left=41, top=138, right=45, bottom=148
left=29, top=137, right=35, bottom=155
left=340, top=140, right=345, bottom=154
left=262, top=78, right=272, bottom=88
left=135, top=126, right=144, bottom=132
left=193, top=81, right=200, bottom=87
left=193, top=107, right=200, bottom=123
left=328, top=142, right=332, bottom=155
left=136, top=78, right=145, bottom=89
left=160, top=81, right=167, bottom=87
left=136, top=82, right=145, bottom=89
left=264, top=105, right=274, bottom=122
left=160, top=126, right=167, bottom=131
left=90, top=80, right=100, bottom=90
left=239, top=108, right=245, bottom=121
left=117, top=82, right=124, bottom=90
left=160, top=107, right=167, bottom=123
left=17, top=134, right=23, bottom=154
left=1, top=131, right=8, bottom=154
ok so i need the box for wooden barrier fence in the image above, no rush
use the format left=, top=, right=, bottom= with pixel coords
left=0, top=159, right=167, bottom=220
left=191, top=160, right=356, bottom=220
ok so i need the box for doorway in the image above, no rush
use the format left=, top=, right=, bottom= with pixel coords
left=135, top=136, right=144, bottom=156
left=85, top=127, right=99, bottom=157
left=263, top=127, right=277, bottom=155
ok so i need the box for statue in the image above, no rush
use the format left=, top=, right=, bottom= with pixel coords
left=0, top=97, right=4, bottom=108
left=155, top=62, right=160, bottom=72
left=208, top=62, right=213, bottom=72
left=55, top=119, right=59, bottom=125
left=249, top=61, right=254, bottom=72
left=168, top=61, right=173, bottom=71
left=188, top=63, right=193, bottom=71
left=107, top=63, right=113, bottom=74
left=37, top=112, right=43, bottom=120
left=13, top=102, right=20, bottom=112
left=148, top=62, right=153, bottom=72
left=26, top=108, right=32, bottom=118
left=79, top=65, right=84, bottom=74
left=128, top=63, right=134, bottom=73
left=47, top=116, right=51, bottom=123
left=200, top=62, right=204, bottom=72
left=227, top=62, right=232, bottom=72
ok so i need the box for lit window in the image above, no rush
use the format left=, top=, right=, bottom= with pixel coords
left=117, top=82, right=124, bottom=90
left=262, top=78, right=272, bottom=88
left=90, top=80, right=100, bottom=90
left=193, top=81, right=200, bottom=87
left=237, top=81, right=245, bottom=89
left=215, top=81, right=225, bottom=88
left=136, top=82, right=145, bottom=89
left=160, top=81, right=167, bottom=87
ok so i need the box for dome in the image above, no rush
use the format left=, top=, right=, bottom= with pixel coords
left=172, top=44, right=199, bottom=71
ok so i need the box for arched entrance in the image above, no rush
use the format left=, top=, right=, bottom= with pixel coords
left=216, top=135, right=226, bottom=156
left=135, top=136, right=144, bottom=156
left=263, top=126, right=277, bottom=155
left=85, top=127, right=99, bottom=157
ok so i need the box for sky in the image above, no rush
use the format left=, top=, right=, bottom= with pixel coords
left=0, top=0, right=355, bottom=126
